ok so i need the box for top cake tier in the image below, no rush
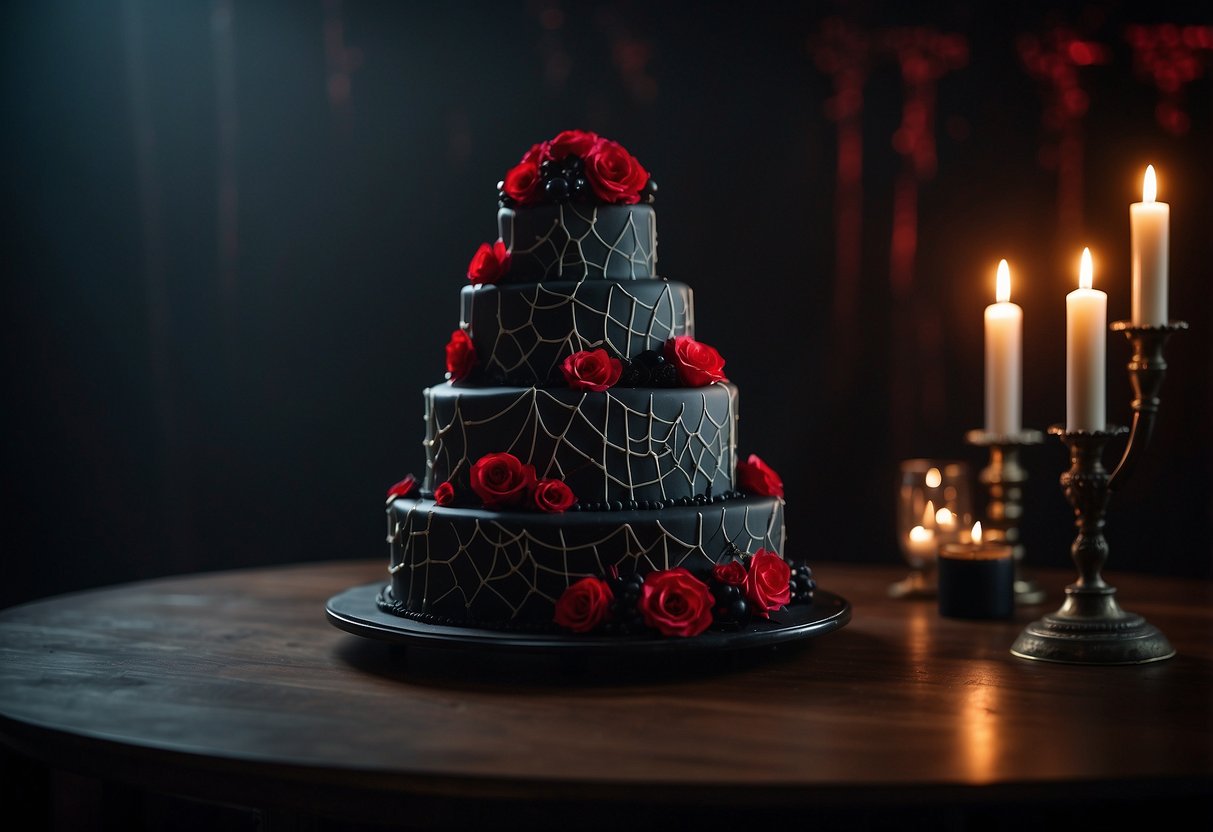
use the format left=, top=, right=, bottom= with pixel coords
left=491, top=129, right=657, bottom=282
left=497, top=203, right=657, bottom=282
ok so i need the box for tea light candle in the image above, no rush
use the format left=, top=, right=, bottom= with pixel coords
left=984, top=259, right=1022, bottom=436
left=906, top=524, right=937, bottom=564
left=1131, top=165, right=1169, bottom=326
left=1066, top=247, right=1106, bottom=432
left=937, top=522, right=1014, bottom=619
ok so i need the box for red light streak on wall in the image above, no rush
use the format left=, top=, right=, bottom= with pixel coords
left=1017, top=26, right=1109, bottom=241
left=1125, top=24, right=1213, bottom=136
left=881, top=28, right=968, bottom=299
left=881, top=28, right=967, bottom=454
left=808, top=18, right=871, bottom=371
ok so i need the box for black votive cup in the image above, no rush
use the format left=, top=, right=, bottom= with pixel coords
left=937, top=541, right=1015, bottom=620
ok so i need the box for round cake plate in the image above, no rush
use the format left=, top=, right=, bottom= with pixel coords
left=325, top=583, right=851, bottom=656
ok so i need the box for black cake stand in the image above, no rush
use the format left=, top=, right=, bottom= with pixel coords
left=325, top=583, right=851, bottom=657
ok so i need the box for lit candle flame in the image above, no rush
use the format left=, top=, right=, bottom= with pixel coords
left=936, top=507, right=956, bottom=529
left=909, top=525, right=933, bottom=544
left=1143, top=164, right=1157, bottom=204
left=925, top=467, right=942, bottom=488
left=1079, top=247, right=1093, bottom=290
left=922, top=499, right=935, bottom=528
left=972, top=521, right=982, bottom=544
left=996, top=259, right=1011, bottom=303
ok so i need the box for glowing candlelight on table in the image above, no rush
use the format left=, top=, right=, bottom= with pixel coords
left=1066, top=247, right=1106, bottom=432
left=984, top=259, right=1023, bottom=436
left=971, top=521, right=982, bottom=543
left=907, top=524, right=937, bottom=561
left=1131, top=165, right=1169, bottom=326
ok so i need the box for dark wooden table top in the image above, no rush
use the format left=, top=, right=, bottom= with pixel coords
left=2, top=559, right=1211, bottom=827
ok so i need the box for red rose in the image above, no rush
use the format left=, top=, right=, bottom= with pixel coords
left=560, top=348, right=622, bottom=392
left=664, top=336, right=727, bottom=386
left=445, top=329, right=477, bottom=382
left=547, top=129, right=598, bottom=160
left=386, top=474, right=417, bottom=500
left=584, top=138, right=649, bottom=204
left=736, top=453, right=784, bottom=498
left=638, top=568, right=715, bottom=637
left=469, top=452, right=536, bottom=509
left=519, top=142, right=548, bottom=166
left=503, top=159, right=542, bottom=205
left=467, top=239, right=510, bottom=285
left=554, top=576, right=613, bottom=633
left=712, top=560, right=747, bottom=586
left=744, top=548, right=791, bottom=619
left=533, top=478, right=576, bottom=513
left=434, top=481, right=455, bottom=506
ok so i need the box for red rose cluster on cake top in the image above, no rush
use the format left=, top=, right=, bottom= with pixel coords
left=500, top=128, right=653, bottom=207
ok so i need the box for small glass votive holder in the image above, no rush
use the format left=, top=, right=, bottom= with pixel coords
left=937, top=534, right=1014, bottom=620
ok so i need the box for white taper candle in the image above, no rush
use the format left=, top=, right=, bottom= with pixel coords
left=1066, top=247, right=1107, bottom=432
left=1131, top=164, right=1169, bottom=326
left=984, top=259, right=1022, bottom=436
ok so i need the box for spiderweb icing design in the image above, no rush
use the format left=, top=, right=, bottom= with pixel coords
left=387, top=497, right=785, bottom=622
left=464, top=279, right=693, bottom=383
left=502, top=204, right=656, bottom=280
left=425, top=385, right=737, bottom=503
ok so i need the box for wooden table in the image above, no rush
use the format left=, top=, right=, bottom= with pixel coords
left=2, top=560, right=1211, bottom=830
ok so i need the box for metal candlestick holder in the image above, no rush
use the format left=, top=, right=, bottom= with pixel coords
left=1011, top=320, right=1187, bottom=665
left=964, top=428, right=1047, bottom=606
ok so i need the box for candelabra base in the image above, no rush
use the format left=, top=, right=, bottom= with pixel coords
left=1013, top=576, right=1048, bottom=606
left=1010, top=583, right=1175, bottom=665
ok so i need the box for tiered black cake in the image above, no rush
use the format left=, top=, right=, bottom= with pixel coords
left=382, top=130, right=812, bottom=638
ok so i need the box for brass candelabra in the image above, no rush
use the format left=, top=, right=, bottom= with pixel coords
left=1010, top=320, right=1187, bottom=664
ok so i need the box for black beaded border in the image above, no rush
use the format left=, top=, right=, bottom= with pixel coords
left=417, top=488, right=749, bottom=513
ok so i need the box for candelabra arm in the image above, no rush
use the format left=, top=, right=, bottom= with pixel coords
left=1108, top=321, right=1185, bottom=490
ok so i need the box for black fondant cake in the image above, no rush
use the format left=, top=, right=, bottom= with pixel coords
left=383, top=129, right=812, bottom=638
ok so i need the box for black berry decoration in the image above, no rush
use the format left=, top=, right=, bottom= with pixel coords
left=642, top=178, right=658, bottom=204
left=545, top=176, right=571, bottom=202
left=604, top=572, right=646, bottom=635
left=651, top=363, right=679, bottom=388
left=788, top=561, right=817, bottom=604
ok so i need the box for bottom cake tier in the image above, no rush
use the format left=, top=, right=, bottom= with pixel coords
left=384, top=495, right=786, bottom=629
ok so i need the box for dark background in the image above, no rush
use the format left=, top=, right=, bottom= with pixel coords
left=3, top=0, right=1211, bottom=611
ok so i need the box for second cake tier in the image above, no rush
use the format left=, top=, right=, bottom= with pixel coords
left=461, top=278, right=694, bottom=385
left=424, top=382, right=738, bottom=505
